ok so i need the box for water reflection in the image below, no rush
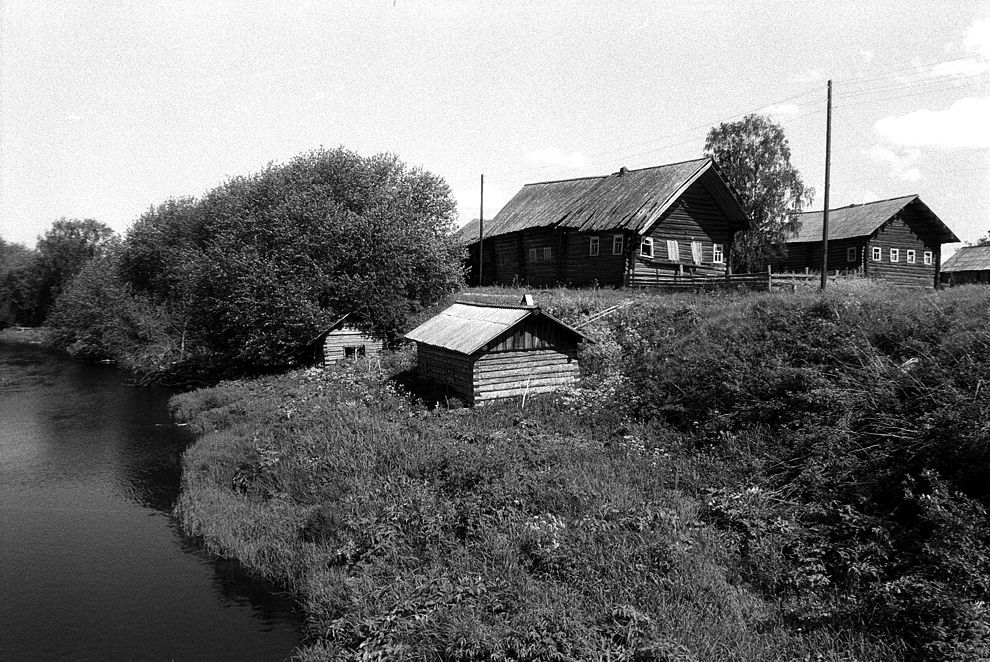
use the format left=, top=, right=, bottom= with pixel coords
left=0, top=341, right=302, bottom=660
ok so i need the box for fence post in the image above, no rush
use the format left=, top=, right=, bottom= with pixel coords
left=767, top=265, right=773, bottom=292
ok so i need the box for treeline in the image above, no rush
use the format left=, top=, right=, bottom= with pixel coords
left=1, top=147, right=464, bottom=382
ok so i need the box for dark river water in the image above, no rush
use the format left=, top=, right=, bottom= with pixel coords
left=0, top=341, right=302, bottom=661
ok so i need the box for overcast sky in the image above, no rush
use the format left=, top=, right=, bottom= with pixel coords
left=2, top=1, right=988, bottom=254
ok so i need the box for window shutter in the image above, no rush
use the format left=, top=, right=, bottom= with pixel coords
left=691, top=241, right=702, bottom=264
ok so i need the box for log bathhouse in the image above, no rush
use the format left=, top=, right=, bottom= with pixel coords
left=404, top=297, right=590, bottom=404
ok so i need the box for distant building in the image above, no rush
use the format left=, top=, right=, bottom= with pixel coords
left=313, top=315, right=382, bottom=366
left=780, top=195, right=959, bottom=288
left=940, top=244, right=990, bottom=285
left=458, top=158, right=750, bottom=287
left=404, top=298, right=589, bottom=405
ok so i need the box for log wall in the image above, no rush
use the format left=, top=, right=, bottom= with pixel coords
left=415, top=343, right=475, bottom=401
left=473, top=348, right=579, bottom=403
left=866, top=212, right=942, bottom=288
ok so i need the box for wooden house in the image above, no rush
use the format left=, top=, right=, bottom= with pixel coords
left=780, top=195, right=959, bottom=288
left=459, top=158, right=750, bottom=287
left=404, top=298, right=589, bottom=404
left=940, top=245, right=990, bottom=285
left=313, top=314, right=382, bottom=366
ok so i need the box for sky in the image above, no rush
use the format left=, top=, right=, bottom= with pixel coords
left=2, top=1, right=989, bottom=256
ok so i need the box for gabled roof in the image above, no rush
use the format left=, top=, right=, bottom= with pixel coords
left=404, top=301, right=588, bottom=355
left=786, top=195, right=960, bottom=244
left=469, top=158, right=748, bottom=241
left=941, top=245, right=990, bottom=272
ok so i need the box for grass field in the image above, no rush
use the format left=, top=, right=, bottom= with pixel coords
left=173, top=283, right=990, bottom=661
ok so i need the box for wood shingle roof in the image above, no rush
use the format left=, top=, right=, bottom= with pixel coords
left=787, top=195, right=959, bottom=244
left=941, top=245, right=990, bottom=273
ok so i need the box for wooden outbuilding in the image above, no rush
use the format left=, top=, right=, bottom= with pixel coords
left=780, top=195, right=959, bottom=288
left=313, top=314, right=382, bottom=366
left=940, top=245, right=990, bottom=285
left=458, top=158, right=750, bottom=287
left=404, top=297, right=589, bottom=404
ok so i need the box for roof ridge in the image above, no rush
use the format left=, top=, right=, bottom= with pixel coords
left=524, top=174, right=607, bottom=187
left=798, top=193, right=919, bottom=215
left=609, top=157, right=709, bottom=175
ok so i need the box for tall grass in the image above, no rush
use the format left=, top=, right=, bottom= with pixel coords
left=173, top=284, right=990, bottom=661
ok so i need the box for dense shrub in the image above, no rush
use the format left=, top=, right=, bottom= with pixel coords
left=173, top=284, right=990, bottom=660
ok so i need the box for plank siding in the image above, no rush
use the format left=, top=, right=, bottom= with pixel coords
left=866, top=211, right=942, bottom=287
left=415, top=343, right=475, bottom=400
left=321, top=327, right=382, bottom=365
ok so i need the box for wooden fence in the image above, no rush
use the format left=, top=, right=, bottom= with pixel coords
left=628, top=268, right=870, bottom=292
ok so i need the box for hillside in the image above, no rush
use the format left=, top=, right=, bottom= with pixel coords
left=172, top=284, right=990, bottom=661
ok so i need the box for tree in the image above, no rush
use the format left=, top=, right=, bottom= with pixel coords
left=0, top=239, right=39, bottom=326
left=101, top=146, right=463, bottom=376
left=704, top=114, right=814, bottom=272
left=973, top=231, right=990, bottom=247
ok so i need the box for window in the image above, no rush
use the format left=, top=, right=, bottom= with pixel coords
left=890, top=248, right=899, bottom=262
left=872, top=246, right=882, bottom=261
left=344, top=345, right=366, bottom=359
left=589, top=236, right=599, bottom=256
left=612, top=235, right=623, bottom=255
left=712, top=243, right=724, bottom=264
left=666, top=240, right=680, bottom=261
left=640, top=237, right=653, bottom=258
left=543, top=247, right=552, bottom=262
left=847, top=247, right=857, bottom=263
left=691, top=241, right=703, bottom=264
left=924, top=251, right=933, bottom=265
left=528, top=248, right=537, bottom=263
left=906, top=249, right=916, bottom=264
left=496, top=251, right=511, bottom=266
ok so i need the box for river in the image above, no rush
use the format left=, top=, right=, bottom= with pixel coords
left=0, top=341, right=302, bottom=660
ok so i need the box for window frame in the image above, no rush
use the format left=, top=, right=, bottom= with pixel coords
left=890, top=248, right=900, bottom=263
left=612, top=234, right=623, bottom=255
left=589, top=236, right=599, bottom=257
left=640, top=237, right=653, bottom=258
left=712, top=243, right=724, bottom=264
left=528, top=248, right=538, bottom=263
left=666, top=239, right=680, bottom=262
left=847, top=247, right=857, bottom=263
left=906, top=249, right=916, bottom=264
left=543, top=246, right=552, bottom=262
left=923, top=250, right=933, bottom=265
left=872, top=246, right=882, bottom=261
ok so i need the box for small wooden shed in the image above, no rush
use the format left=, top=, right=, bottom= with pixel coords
left=314, top=314, right=382, bottom=366
left=404, top=297, right=589, bottom=404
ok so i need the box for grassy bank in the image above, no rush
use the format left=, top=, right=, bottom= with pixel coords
left=173, top=284, right=990, bottom=661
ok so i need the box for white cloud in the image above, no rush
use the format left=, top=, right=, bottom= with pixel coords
left=965, top=16, right=990, bottom=58
left=525, top=147, right=589, bottom=170
left=864, top=145, right=923, bottom=182
left=875, top=96, right=990, bottom=149
left=789, top=68, right=824, bottom=84
left=761, top=103, right=800, bottom=116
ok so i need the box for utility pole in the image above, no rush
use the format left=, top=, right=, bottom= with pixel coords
left=478, top=174, right=484, bottom=286
left=820, top=79, right=832, bottom=290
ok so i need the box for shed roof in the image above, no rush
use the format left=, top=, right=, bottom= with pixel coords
left=404, top=301, right=588, bottom=355
left=786, top=195, right=959, bottom=244
left=941, top=245, right=990, bottom=272
left=471, top=158, right=748, bottom=241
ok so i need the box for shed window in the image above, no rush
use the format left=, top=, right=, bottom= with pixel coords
left=924, top=251, right=933, bottom=265
left=847, top=247, right=857, bottom=263
left=890, top=248, right=900, bottom=262
left=712, top=243, right=724, bottom=264
left=906, top=249, right=916, bottom=263
left=666, top=240, right=680, bottom=261
left=640, top=237, right=653, bottom=258
left=872, top=246, right=882, bottom=261
left=612, top=235, right=623, bottom=255
left=589, top=236, right=599, bottom=256
left=344, top=345, right=366, bottom=359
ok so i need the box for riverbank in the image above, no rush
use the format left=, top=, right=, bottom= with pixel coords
left=173, top=285, right=990, bottom=661
left=0, top=326, right=50, bottom=344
